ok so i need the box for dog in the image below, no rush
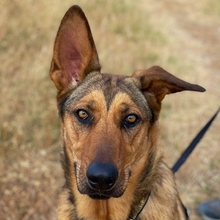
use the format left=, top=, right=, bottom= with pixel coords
left=49, top=5, right=205, bottom=220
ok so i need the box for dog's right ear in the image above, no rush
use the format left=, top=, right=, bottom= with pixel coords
left=50, top=5, right=101, bottom=96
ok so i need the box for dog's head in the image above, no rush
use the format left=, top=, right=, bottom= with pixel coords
left=50, top=5, right=205, bottom=200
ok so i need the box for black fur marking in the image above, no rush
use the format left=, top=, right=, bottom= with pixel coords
left=58, top=94, right=71, bottom=119
left=61, top=143, right=72, bottom=189
left=102, top=74, right=124, bottom=110
left=68, top=190, right=75, bottom=205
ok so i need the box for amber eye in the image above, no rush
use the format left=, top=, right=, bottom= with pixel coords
left=123, top=114, right=140, bottom=129
left=126, top=115, right=137, bottom=123
left=75, top=109, right=92, bottom=124
left=77, top=110, right=88, bottom=120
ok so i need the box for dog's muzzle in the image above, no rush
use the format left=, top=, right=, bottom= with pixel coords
left=75, top=161, right=128, bottom=199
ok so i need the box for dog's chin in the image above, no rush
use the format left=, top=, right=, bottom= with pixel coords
left=88, top=194, right=111, bottom=200
left=78, top=186, right=125, bottom=200
left=80, top=187, right=124, bottom=200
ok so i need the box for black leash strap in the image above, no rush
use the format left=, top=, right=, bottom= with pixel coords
left=172, top=107, right=219, bottom=173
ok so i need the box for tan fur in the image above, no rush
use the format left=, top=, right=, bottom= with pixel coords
left=60, top=92, right=151, bottom=219
left=49, top=5, right=205, bottom=220
left=57, top=92, right=186, bottom=220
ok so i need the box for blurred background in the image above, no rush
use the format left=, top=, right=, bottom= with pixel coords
left=0, top=0, right=219, bottom=219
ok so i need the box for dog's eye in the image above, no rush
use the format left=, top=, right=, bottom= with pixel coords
left=75, top=109, right=92, bottom=124
left=123, top=114, right=140, bottom=128
left=126, top=115, right=137, bottom=123
left=78, top=110, right=88, bottom=119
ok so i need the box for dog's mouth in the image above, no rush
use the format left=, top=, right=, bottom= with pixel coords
left=88, top=193, right=110, bottom=200
left=85, top=186, right=125, bottom=200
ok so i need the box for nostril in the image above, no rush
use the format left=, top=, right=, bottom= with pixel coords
left=88, top=175, right=100, bottom=187
left=86, top=162, right=118, bottom=190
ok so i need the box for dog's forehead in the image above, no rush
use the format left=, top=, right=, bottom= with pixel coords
left=60, top=73, right=151, bottom=116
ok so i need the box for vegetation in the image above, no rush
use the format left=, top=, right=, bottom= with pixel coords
left=0, top=0, right=219, bottom=219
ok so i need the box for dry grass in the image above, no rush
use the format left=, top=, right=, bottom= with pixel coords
left=0, top=0, right=219, bottom=219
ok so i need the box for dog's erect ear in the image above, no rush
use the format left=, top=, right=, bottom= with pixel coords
left=133, top=66, right=205, bottom=119
left=50, top=5, right=100, bottom=93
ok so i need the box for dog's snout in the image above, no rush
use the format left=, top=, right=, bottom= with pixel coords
left=86, top=162, right=118, bottom=190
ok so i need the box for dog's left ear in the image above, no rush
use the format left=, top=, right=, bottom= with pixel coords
left=133, top=66, right=205, bottom=119
left=49, top=5, right=100, bottom=96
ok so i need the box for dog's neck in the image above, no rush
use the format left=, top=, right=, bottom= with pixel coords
left=72, top=183, right=152, bottom=220
left=128, top=191, right=151, bottom=220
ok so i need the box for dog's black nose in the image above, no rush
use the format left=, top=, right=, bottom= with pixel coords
left=86, top=162, right=118, bottom=190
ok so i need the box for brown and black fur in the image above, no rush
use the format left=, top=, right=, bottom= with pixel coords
left=49, top=5, right=205, bottom=220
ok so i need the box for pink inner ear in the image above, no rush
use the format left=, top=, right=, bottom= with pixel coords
left=50, top=5, right=101, bottom=93
left=60, top=45, right=82, bottom=84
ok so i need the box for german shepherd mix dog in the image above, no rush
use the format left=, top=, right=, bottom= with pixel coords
left=50, top=5, right=205, bottom=220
